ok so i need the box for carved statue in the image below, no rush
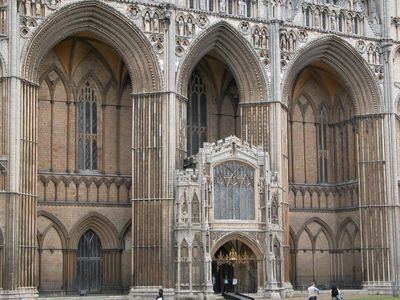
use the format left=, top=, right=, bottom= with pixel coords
left=346, top=16, right=352, bottom=33
left=219, top=0, right=226, bottom=12
left=144, top=11, right=151, bottom=32
left=153, top=13, right=159, bottom=32
left=177, top=16, right=184, bottom=36
left=330, top=14, right=336, bottom=31
left=35, top=1, right=42, bottom=17
left=253, top=30, right=260, bottom=48
left=185, top=17, right=194, bottom=36
left=238, top=0, right=246, bottom=16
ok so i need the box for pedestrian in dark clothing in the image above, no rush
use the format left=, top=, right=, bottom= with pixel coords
left=331, top=285, right=342, bottom=300
left=156, top=288, right=164, bottom=300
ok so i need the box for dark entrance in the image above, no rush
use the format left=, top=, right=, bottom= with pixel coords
left=77, top=230, right=102, bottom=293
left=212, top=240, right=257, bottom=294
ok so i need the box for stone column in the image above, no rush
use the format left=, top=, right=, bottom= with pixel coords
left=356, top=115, right=392, bottom=293
left=1, top=1, right=39, bottom=297
left=65, top=249, right=77, bottom=293
left=382, top=42, right=400, bottom=296
left=103, top=249, right=121, bottom=292
left=130, top=92, right=174, bottom=292
left=272, top=20, right=291, bottom=295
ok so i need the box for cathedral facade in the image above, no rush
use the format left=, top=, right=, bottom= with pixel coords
left=0, top=0, right=399, bottom=299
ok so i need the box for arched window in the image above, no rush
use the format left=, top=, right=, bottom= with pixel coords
left=78, top=81, right=98, bottom=170
left=228, top=0, right=233, bottom=14
left=318, top=108, right=328, bottom=183
left=354, top=16, right=360, bottom=34
left=213, top=161, right=254, bottom=220
left=189, top=0, right=194, bottom=9
left=247, top=0, right=251, bottom=17
left=187, top=70, right=207, bottom=156
left=209, top=0, right=213, bottom=11
left=322, top=10, right=328, bottom=29
left=77, top=230, right=102, bottom=293
left=338, top=13, right=344, bottom=32
left=305, top=7, right=312, bottom=27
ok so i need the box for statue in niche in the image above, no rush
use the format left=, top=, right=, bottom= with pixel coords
left=261, top=29, right=269, bottom=48
left=314, top=10, right=320, bottom=28
left=200, top=0, right=206, bottom=10
left=20, top=1, right=27, bottom=15
left=288, top=33, right=295, bottom=51
left=367, top=46, right=374, bottom=63
left=177, top=16, right=185, bottom=36
left=373, top=48, right=380, bottom=64
left=238, top=0, right=246, bottom=16
left=185, top=17, right=194, bottom=36
left=36, top=1, right=43, bottom=17
left=280, top=33, right=287, bottom=51
left=144, top=11, right=151, bottom=32
left=219, top=0, right=226, bottom=12
left=253, top=29, right=260, bottom=48
left=330, top=13, right=336, bottom=31
left=153, top=13, right=159, bottom=32
left=346, top=16, right=352, bottom=32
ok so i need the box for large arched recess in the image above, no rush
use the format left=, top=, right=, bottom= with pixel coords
left=177, top=21, right=269, bottom=103
left=21, top=1, right=162, bottom=92
left=282, top=35, right=381, bottom=115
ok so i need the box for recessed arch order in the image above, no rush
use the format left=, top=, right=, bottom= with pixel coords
left=21, top=1, right=162, bottom=93
left=282, top=35, right=381, bottom=115
left=177, top=21, right=269, bottom=103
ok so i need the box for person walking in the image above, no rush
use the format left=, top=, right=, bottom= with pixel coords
left=308, top=282, right=320, bottom=300
left=156, top=288, right=164, bottom=300
left=331, top=285, right=342, bottom=300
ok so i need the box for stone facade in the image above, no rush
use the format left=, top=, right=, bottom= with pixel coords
left=0, top=0, right=400, bottom=299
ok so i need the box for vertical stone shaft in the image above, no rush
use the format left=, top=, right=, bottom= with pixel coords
left=19, top=82, right=38, bottom=288
left=131, top=93, right=174, bottom=288
left=240, top=103, right=270, bottom=152
left=357, top=116, right=390, bottom=283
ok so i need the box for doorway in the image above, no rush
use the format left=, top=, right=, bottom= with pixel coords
left=212, top=240, right=257, bottom=294
left=77, top=230, right=102, bottom=293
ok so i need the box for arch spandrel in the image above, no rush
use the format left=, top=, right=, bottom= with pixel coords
left=177, top=21, right=269, bottom=103
left=282, top=35, right=381, bottom=115
left=21, top=1, right=162, bottom=93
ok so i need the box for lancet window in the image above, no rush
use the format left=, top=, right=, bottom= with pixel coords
left=187, top=70, right=207, bottom=156
left=78, top=81, right=98, bottom=170
left=318, top=108, right=328, bottom=183
left=213, top=161, right=255, bottom=220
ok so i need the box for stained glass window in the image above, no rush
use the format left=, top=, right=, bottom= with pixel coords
left=78, top=81, right=98, bottom=170
left=213, top=161, right=255, bottom=220
left=187, top=70, right=207, bottom=156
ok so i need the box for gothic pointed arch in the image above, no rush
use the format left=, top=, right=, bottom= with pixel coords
left=69, top=212, right=119, bottom=249
left=37, top=210, right=69, bottom=249
left=336, top=217, right=360, bottom=246
left=296, top=217, right=335, bottom=249
left=177, top=21, right=268, bottom=103
left=282, top=35, right=381, bottom=115
left=211, top=231, right=264, bottom=260
left=21, top=1, right=162, bottom=92
left=39, top=65, right=71, bottom=100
